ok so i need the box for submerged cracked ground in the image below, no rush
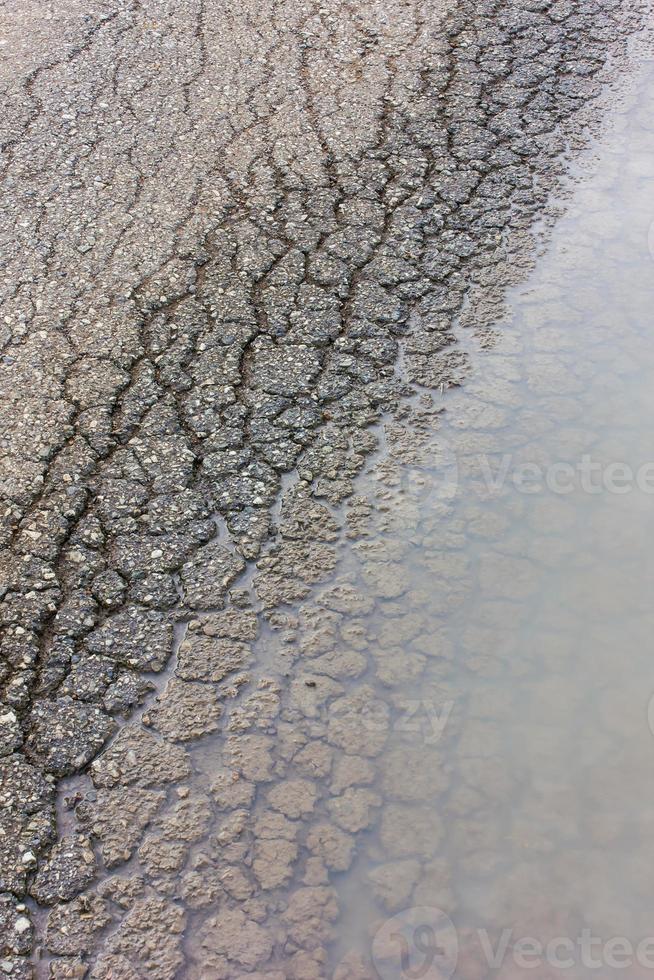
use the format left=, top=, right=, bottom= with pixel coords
left=0, top=0, right=651, bottom=977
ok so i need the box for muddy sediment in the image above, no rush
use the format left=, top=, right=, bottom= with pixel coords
left=0, top=0, right=649, bottom=976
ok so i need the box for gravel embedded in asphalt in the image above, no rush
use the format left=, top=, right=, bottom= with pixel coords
left=0, top=0, right=647, bottom=974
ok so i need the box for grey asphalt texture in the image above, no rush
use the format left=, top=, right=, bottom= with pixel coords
left=0, top=0, right=646, bottom=976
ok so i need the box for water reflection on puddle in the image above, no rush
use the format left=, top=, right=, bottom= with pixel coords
left=328, top=58, right=654, bottom=980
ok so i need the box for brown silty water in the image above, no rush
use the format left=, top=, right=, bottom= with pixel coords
left=41, top=36, right=654, bottom=980
left=320, top=49, right=654, bottom=980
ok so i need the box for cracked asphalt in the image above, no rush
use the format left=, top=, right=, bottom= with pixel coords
left=0, top=0, right=648, bottom=976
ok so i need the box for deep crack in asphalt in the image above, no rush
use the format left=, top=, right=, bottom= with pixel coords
left=0, top=0, right=648, bottom=976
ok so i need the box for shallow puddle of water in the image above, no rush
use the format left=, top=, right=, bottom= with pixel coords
left=55, top=43, right=654, bottom=980
left=326, top=52, right=654, bottom=980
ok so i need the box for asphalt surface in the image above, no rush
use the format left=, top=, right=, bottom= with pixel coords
left=0, top=0, right=647, bottom=976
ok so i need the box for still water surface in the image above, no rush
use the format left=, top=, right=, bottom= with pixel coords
left=328, top=53, right=654, bottom=980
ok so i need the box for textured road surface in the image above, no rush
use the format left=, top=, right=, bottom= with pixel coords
left=0, top=0, right=646, bottom=976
